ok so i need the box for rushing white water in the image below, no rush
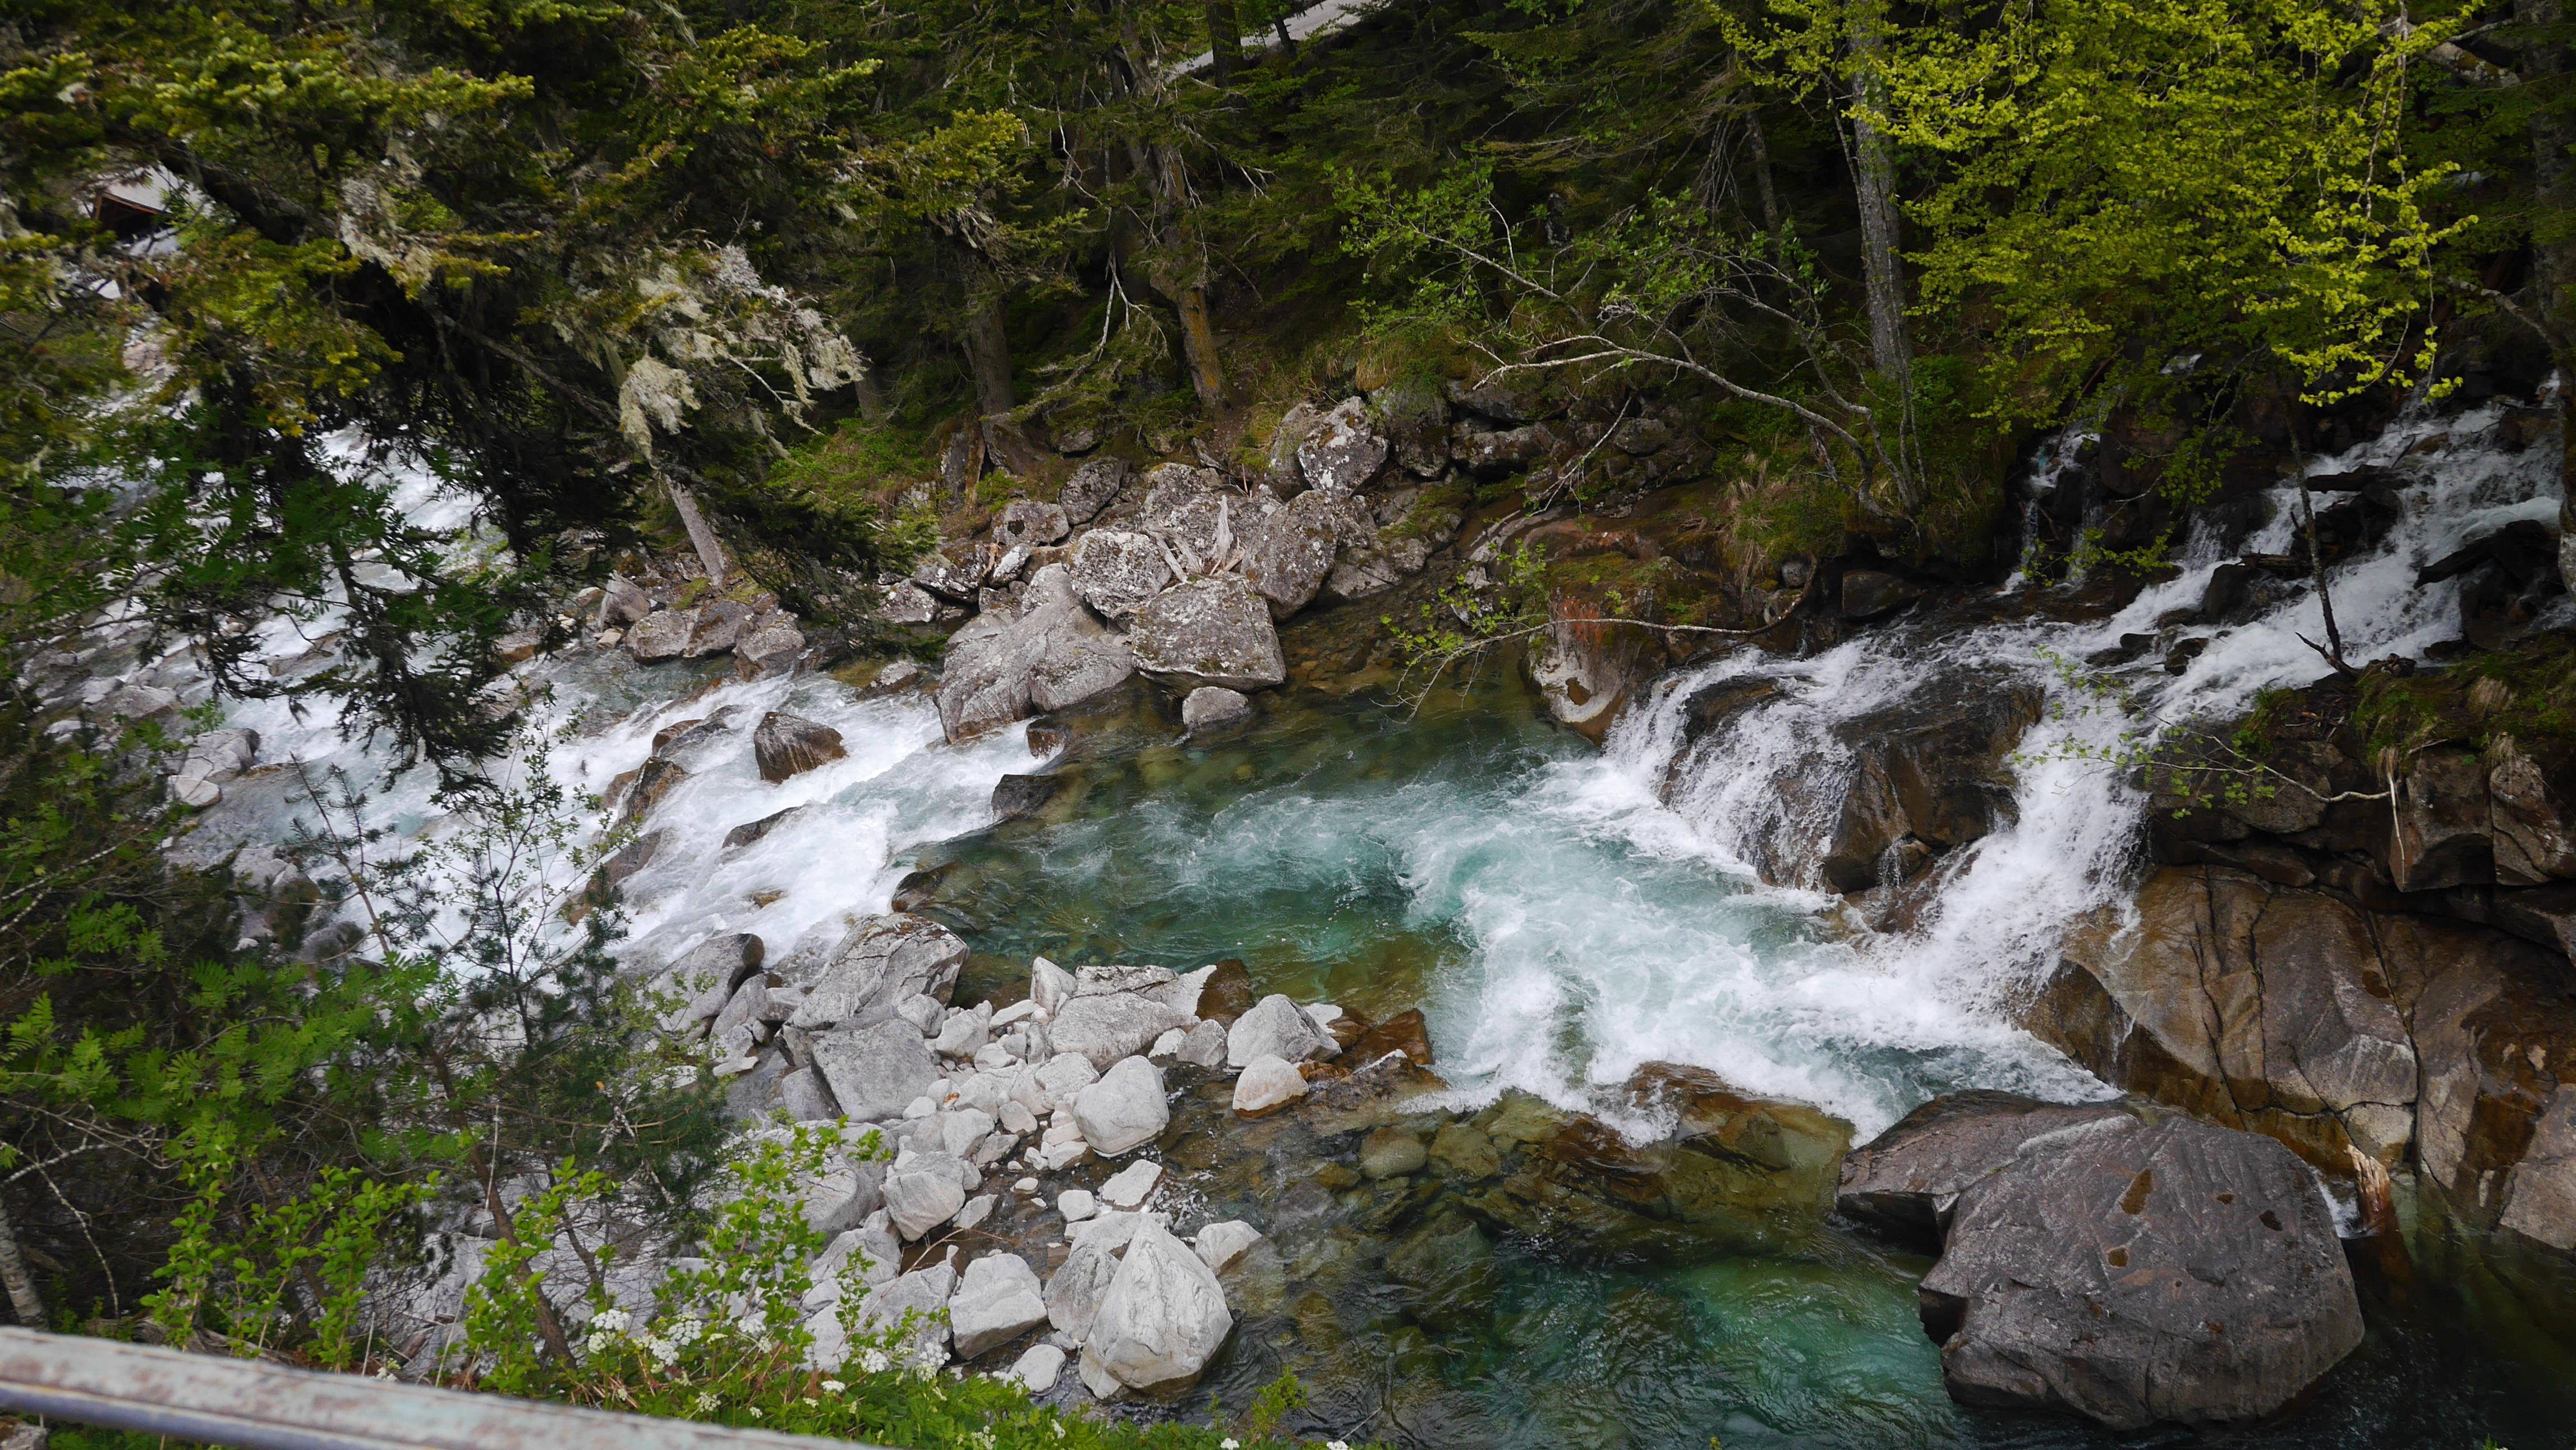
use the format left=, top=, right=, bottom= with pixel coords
left=174, top=398, right=2567, bottom=1144
left=177, top=439, right=1034, bottom=976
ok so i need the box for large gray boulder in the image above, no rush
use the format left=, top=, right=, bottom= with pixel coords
left=1238, top=489, right=1348, bottom=620
left=1059, top=458, right=1131, bottom=524
left=995, top=499, right=1071, bottom=550
left=808, top=1019, right=941, bottom=1125
left=650, top=933, right=766, bottom=1038
left=1136, top=465, right=1234, bottom=567
left=882, top=1160, right=967, bottom=1240
left=1079, top=1220, right=1233, bottom=1394
left=1072, top=1056, right=1170, bottom=1156
left=789, top=914, right=968, bottom=1031
left=626, top=609, right=696, bottom=662
left=949, top=1252, right=1050, bottom=1358
left=1128, top=576, right=1286, bottom=692
left=1069, top=530, right=1173, bottom=620
left=1049, top=993, right=1193, bottom=1070
left=1852, top=1094, right=2365, bottom=1430
left=1295, top=397, right=1387, bottom=494
left=1836, top=1090, right=2131, bottom=1243
left=935, top=564, right=1134, bottom=740
left=1226, top=993, right=1333, bottom=1067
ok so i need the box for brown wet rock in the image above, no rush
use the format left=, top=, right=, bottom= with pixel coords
left=1351, top=1008, right=1434, bottom=1067
left=1195, top=958, right=1255, bottom=1024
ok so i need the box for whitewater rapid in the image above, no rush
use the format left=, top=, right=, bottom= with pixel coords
left=176, top=398, right=2567, bottom=1141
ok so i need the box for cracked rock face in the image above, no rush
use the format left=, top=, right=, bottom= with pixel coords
left=1295, top=397, right=1388, bottom=494
left=1126, top=576, right=1285, bottom=691
left=1847, top=1098, right=2363, bottom=1431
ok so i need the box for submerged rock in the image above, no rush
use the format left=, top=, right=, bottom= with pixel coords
left=1181, top=685, right=1253, bottom=734
left=1856, top=1096, right=2365, bottom=1430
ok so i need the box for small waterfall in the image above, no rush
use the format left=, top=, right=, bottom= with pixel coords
left=1607, top=394, right=2570, bottom=1035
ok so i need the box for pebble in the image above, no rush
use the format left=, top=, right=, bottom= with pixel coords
left=1058, top=1189, right=1099, bottom=1222
left=1014, top=1177, right=1041, bottom=1195
left=1007, top=1342, right=1065, bottom=1394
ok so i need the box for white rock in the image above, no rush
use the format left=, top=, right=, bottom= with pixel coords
left=935, top=1002, right=994, bottom=1057
left=1232, top=1056, right=1307, bottom=1116
left=1148, top=1027, right=1188, bottom=1058
left=1038, top=1140, right=1090, bottom=1172
left=1306, top=1003, right=1343, bottom=1033
left=1043, top=1234, right=1121, bottom=1342
left=1073, top=1056, right=1170, bottom=1157
left=903, top=1096, right=937, bottom=1119
left=884, top=1168, right=967, bottom=1240
left=1098, top=1159, right=1164, bottom=1211
left=896, top=993, right=946, bottom=1035
left=954, top=1193, right=996, bottom=1233
left=939, top=1108, right=997, bottom=1159
left=949, top=1252, right=1050, bottom=1358
left=1031, top=1052, right=1100, bottom=1110
left=1175, top=1018, right=1229, bottom=1069
left=999, top=1100, right=1039, bottom=1136
left=1050, top=993, right=1193, bottom=1070
left=1227, top=994, right=1335, bottom=1067
left=1013, top=1176, right=1041, bottom=1195
left=955, top=1072, right=1012, bottom=1116
left=854, top=1261, right=957, bottom=1370
left=1153, top=965, right=1218, bottom=1018
left=973, top=1041, right=1018, bottom=1071
left=1192, top=1220, right=1264, bottom=1274
left=992, top=999, right=1044, bottom=1029
left=1032, top=957, right=1074, bottom=1014
left=1058, top=1189, right=1099, bottom=1222
left=1006, top=1342, right=1066, bottom=1393
left=1081, top=1221, right=1232, bottom=1392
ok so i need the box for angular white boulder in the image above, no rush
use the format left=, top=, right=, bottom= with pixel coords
left=883, top=1165, right=967, bottom=1241
left=1080, top=1221, right=1233, bottom=1393
left=809, top=1018, right=943, bottom=1125
left=949, top=1252, right=1050, bottom=1359
left=1226, top=993, right=1335, bottom=1067
left=1007, top=1341, right=1066, bottom=1393
left=1193, top=1220, right=1264, bottom=1274
left=1073, top=1056, right=1170, bottom=1157
left=1051, top=993, right=1193, bottom=1070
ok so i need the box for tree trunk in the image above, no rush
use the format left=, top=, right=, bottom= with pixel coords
left=852, top=362, right=889, bottom=422
left=2518, top=0, right=2576, bottom=591
left=1120, top=14, right=1228, bottom=410
left=1745, top=108, right=1783, bottom=235
left=664, top=479, right=728, bottom=589
left=0, top=1196, right=46, bottom=1327
left=963, top=290, right=1016, bottom=418
left=1846, top=0, right=1911, bottom=383
left=1206, top=0, right=1241, bottom=85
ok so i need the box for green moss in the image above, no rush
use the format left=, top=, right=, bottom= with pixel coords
left=2353, top=634, right=2576, bottom=756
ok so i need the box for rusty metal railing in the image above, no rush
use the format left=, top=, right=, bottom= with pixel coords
left=0, top=1329, right=893, bottom=1450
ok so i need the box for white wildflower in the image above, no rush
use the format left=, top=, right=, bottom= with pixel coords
left=747, top=1407, right=763, bottom=1420
left=693, top=1392, right=719, bottom=1413
left=820, top=1380, right=846, bottom=1393
left=666, top=1316, right=705, bottom=1347
left=591, top=1309, right=632, bottom=1335
left=1221, top=1441, right=1239, bottom=1449
left=857, top=1348, right=890, bottom=1374
left=1327, top=1442, right=1350, bottom=1450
